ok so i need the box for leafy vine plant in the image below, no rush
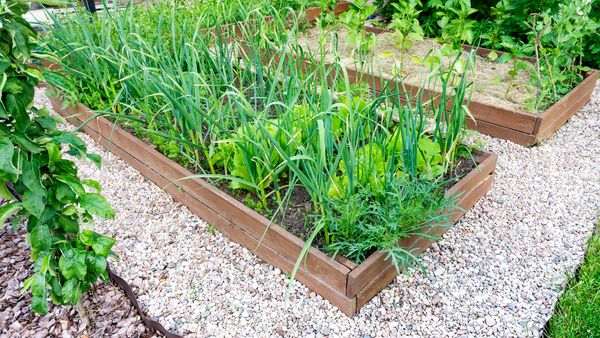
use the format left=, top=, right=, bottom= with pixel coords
left=0, top=0, right=116, bottom=314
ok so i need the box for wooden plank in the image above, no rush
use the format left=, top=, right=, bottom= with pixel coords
left=346, top=154, right=496, bottom=298
left=445, top=151, right=496, bottom=199
left=354, top=174, right=494, bottom=310
left=355, top=265, right=396, bottom=313
left=535, top=70, right=599, bottom=141
left=51, top=97, right=351, bottom=293
left=466, top=118, right=537, bottom=146
left=467, top=101, right=536, bottom=134
left=335, top=256, right=358, bottom=270
left=305, top=2, right=349, bottom=22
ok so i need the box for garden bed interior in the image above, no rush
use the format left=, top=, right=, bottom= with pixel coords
left=255, top=2, right=599, bottom=147
left=50, top=96, right=497, bottom=316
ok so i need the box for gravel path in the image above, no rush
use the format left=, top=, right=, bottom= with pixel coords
left=26, top=85, right=600, bottom=337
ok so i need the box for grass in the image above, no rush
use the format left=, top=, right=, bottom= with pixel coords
left=546, top=222, right=600, bottom=337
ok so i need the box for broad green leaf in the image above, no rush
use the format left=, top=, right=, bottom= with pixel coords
left=51, top=132, right=86, bottom=152
left=61, top=278, right=82, bottom=305
left=92, top=235, right=115, bottom=257
left=30, top=273, right=46, bottom=297
left=85, top=153, right=102, bottom=168
left=31, top=295, right=49, bottom=314
left=0, top=137, right=19, bottom=180
left=6, top=93, right=31, bottom=130
left=0, top=180, right=15, bottom=199
left=58, top=214, right=78, bottom=234
left=93, top=255, right=107, bottom=274
left=23, top=158, right=44, bottom=194
left=62, top=205, right=77, bottom=216
left=81, top=179, right=101, bottom=192
left=78, top=193, right=115, bottom=219
left=29, top=223, right=51, bottom=252
left=36, top=116, right=57, bottom=130
left=46, top=143, right=61, bottom=171
left=13, top=131, right=43, bottom=154
left=3, top=78, right=24, bottom=94
left=57, top=175, right=85, bottom=196
left=23, top=0, right=71, bottom=6
left=80, top=230, right=94, bottom=246
left=49, top=276, right=63, bottom=300
left=25, top=68, right=44, bottom=81
left=23, top=189, right=45, bottom=218
left=55, top=182, right=76, bottom=203
left=496, top=53, right=513, bottom=64
left=59, top=251, right=87, bottom=280
left=0, top=201, right=22, bottom=225
left=380, top=51, right=394, bottom=58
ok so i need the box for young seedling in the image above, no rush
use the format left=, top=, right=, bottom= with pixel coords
left=316, top=0, right=338, bottom=29
left=386, top=0, right=424, bottom=77
left=490, top=37, right=532, bottom=101
left=339, top=0, right=377, bottom=56
left=430, top=0, right=478, bottom=50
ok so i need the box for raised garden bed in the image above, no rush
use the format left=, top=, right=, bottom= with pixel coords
left=252, top=2, right=598, bottom=146
left=50, top=96, right=497, bottom=316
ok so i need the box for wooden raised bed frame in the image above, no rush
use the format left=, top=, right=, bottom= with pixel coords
left=50, top=96, right=496, bottom=316
left=52, top=96, right=497, bottom=315
left=251, top=2, right=598, bottom=146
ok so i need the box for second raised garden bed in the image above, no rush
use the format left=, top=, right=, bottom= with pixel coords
left=50, top=96, right=497, bottom=316
left=250, top=2, right=598, bottom=146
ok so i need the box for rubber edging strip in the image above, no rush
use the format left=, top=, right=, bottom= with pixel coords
left=107, top=264, right=183, bottom=338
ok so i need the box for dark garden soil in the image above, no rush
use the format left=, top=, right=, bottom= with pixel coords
left=0, top=221, right=156, bottom=338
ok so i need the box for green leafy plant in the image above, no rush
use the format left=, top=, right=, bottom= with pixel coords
left=386, top=0, right=424, bottom=77
left=427, top=0, right=478, bottom=49
left=524, top=0, right=598, bottom=111
left=1, top=0, right=116, bottom=314
left=315, top=0, right=338, bottom=29
left=322, top=178, right=455, bottom=265
left=339, top=0, right=377, bottom=55
left=479, top=0, right=599, bottom=69
left=211, top=117, right=302, bottom=209
left=488, top=39, right=532, bottom=101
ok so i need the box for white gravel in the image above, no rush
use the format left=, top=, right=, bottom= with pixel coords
left=34, top=84, right=600, bottom=337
